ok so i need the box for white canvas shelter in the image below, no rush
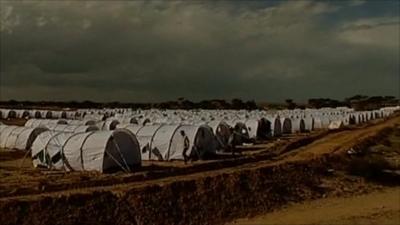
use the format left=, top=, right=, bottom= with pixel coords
left=313, top=118, right=323, bottom=129
left=7, top=110, right=17, bottom=118
left=134, top=124, right=163, bottom=160
left=98, top=120, right=120, bottom=130
left=280, top=118, right=292, bottom=134
left=320, top=117, right=331, bottom=128
left=63, top=129, right=141, bottom=172
left=291, top=118, right=306, bottom=133
left=0, top=125, right=48, bottom=150
left=0, top=109, right=8, bottom=119
left=168, top=125, right=216, bottom=160
left=243, top=119, right=261, bottom=140
left=207, top=120, right=231, bottom=150
left=0, top=109, right=24, bottom=119
left=121, top=124, right=217, bottom=161
left=83, top=113, right=105, bottom=121
left=328, top=120, right=344, bottom=130
left=31, top=131, right=75, bottom=168
left=45, top=124, right=99, bottom=133
left=150, top=124, right=181, bottom=160
left=32, top=110, right=52, bottom=119
left=25, top=119, right=66, bottom=128
left=14, top=110, right=30, bottom=118
left=118, top=124, right=143, bottom=134
left=258, top=118, right=272, bottom=139
left=231, top=122, right=251, bottom=145
left=266, top=116, right=282, bottom=137
left=303, top=117, right=314, bottom=131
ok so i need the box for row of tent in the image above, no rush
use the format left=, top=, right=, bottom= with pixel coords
left=24, top=118, right=118, bottom=131
left=1, top=106, right=399, bottom=122
left=0, top=123, right=217, bottom=172
left=0, top=124, right=140, bottom=172
left=18, top=106, right=400, bottom=152
left=0, top=106, right=398, bottom=173
left=0, top=109, right=82, bottom=119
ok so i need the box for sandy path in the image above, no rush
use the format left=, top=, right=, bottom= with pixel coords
left=229, top=187, right=400, bottom=225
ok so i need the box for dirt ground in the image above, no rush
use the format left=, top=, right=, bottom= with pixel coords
left=230, top=187, right=400, bottom=225
left=0, top=114, right=399, bottom=225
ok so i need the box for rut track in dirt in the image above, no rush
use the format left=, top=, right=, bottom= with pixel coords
left=1, top=115, right=398, bottom=201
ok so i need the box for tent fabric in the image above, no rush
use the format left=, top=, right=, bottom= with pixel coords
left=244, top=119, right=259, bottom=139
left=48, top=124, right=99, bottom=133
left=291, top=118, right=306, bottom=133
left=313, top=118, right=323, bottom=129
left=25, top=119, right=65, bottom=128
left=266, top=116, right=282, bottom=137
left=304, top=117, right=314, bottom=131
left=0, top=125, right=48, bottom=150
left=151, top=124, right=181, bottom=160
left=257, top=118, right=272, bottom=139
left=119, top=124, right=143, bottom=134
left=135, top=124, right=163, bottom=160
left=207, top=120, right=231, bottom=150
left=120, top=124, right=218, bottom=161
left=101, top=120, right=120, bottom=130
left=280, top=118, right=292, bottom=134
left=0, top=126, right=21, bottom=148
left=328, top=120, right=344, bottom=130
left=62, top=130, right=141, bottom=172
left=168, top=125, right=216, bottom=160
left=31, top=131, right=75, bottom=168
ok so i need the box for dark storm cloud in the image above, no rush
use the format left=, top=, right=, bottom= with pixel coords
left=0, top=0, right=398, bottom=102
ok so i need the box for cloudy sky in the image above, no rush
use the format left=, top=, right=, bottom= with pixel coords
left=0, top=0, right=399, bottom=103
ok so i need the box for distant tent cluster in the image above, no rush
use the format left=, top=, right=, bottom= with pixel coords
left=0, top=106, right=398, bottom=173
left=0, top=109, right=81, bottom=119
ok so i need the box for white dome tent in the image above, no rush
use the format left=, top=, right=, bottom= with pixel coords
left=231, top=122, right=251, bottom=145
left=31, top=131, right=75, bottom=168
left=63, top=129, right=141, bottom=172
left=0, top=126, right=19, bottom=148
left=328, top=120, right=345, bottom=130
left=0, top=109, right=14, bottom=119
left=207, top=120, right=231, bottom=150
left=0, top=125, right=48, bottom=150
left=168, top=125, right=217, bottom=161
left=117, top=124, right=143, bottom=133
left=257, top=118, right=272, bottom=139
left=243, top=119, right=259, bottom=140
left=280, top=118, right=292, bottom=134
left=303, top=117, right=314, bottom=131
left=25, top=119, right=67, bottom=128
left=313, top=118, right=323, bottom=129
left=46, top=124, right=99, bottom=133
left=291, top=118, right=306, bottom=133
left=266, top=116, right=282, bottom=137
left=150, top=124, right=182, bottom=160
left=134, top=124, right=163, bottom=160
left=99, top=120, right=120, bottom=130
left=15, top=110, right=30, bottom=118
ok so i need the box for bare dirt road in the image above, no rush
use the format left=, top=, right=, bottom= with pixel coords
left=230, top=187, right=400, bottom=225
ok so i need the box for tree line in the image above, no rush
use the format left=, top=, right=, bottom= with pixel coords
left=0, top=95, right=398, bottom=111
